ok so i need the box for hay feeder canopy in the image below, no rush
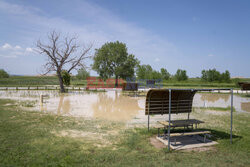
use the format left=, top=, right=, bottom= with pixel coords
left=146, top=89, right=197, bottom=115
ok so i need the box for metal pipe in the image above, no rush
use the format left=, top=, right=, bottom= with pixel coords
left=168, top=89, right=171, bottom=151
left=230, top=89, right=233, bottom=144
left=148, top=110, right=150, bottom=131
left=147, top=91, right=152, bottom=131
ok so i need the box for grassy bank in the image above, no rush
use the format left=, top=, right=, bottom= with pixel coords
left=1, top=75, right=250, bottom=88
left=0, top=99, right=249, bottom=166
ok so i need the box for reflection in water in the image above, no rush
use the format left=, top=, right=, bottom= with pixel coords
left=0, top=90, right=250, bottom=124
left=57, top=94, right=71, bottom=115
left=194, top=93, right=250, bottom=112
left=36, top=91, right=143, bottom=121
left=200, top=93, right=230, bottom=102
left=92, top=91, right=142, bottom=121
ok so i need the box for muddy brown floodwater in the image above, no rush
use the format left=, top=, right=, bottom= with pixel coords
left=193, top=93, right=250, bottom=112
left=0, top=90, right=249, bottom=126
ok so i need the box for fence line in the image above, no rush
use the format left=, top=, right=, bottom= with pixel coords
left=0, top=86, right=85, bottom=91
left=0, top=87, right=249, bottom=94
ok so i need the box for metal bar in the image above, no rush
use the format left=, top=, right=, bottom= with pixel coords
left=230, top=88, right=233, bottom=144
left=147, top=92, right=151, bottom=131
left=148, top=111, right=150, bottom=131
left=166, top=88, right=231, bottom=91
left=168, top=89, right=171, bottom=151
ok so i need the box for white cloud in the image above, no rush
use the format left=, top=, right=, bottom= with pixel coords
left=208, top=54, right=215, bottom=57
left=0, top=0, right=180, bottom=65
left=2, top=43, right=12, bottom=49
left=25, top=47, right=33, bottom=52
left=1, top=43, right=22, bottom=50
left=15, top=45, right=22, bottom=49
left=0, top=43, right=34, bottom=58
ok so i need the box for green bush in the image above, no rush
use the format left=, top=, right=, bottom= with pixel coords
left=62, top=70, right=71, bottom=86
left=232, top=78, right=240, bottom=87
left=174, top=69, right=188, bottom=81
left=160, top=68, right=170, bottom=80
left=76, top=68, right=90, bottom=80
left=201, top=69, right=231, bottom=83
left=0, top=69, right=9, bottom=78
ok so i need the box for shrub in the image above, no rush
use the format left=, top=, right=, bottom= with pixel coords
left=0, top=69, right=9, bottom=78
left=201, top=69, right=231, bottom=82
left=76, top=68, right=90, bottom=80
left=160, top=68, right=170, bottom=80
left=62, top=70, right=70, bottom=86
left=174, top=69, right=188, bottom=81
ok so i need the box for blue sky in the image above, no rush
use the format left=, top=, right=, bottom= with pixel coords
left=0, top=0, right=249, bottom=77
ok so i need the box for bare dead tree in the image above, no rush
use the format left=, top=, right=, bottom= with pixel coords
left=36, top=31, right=92, bottom=92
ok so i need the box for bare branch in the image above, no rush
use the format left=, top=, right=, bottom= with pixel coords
left=67, top=43, right=93, bottom=73
left=36, top=30, right=92, bottom=92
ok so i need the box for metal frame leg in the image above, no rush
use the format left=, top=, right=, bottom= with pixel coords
left=148, top=113, right=150, bottom=131
left=230, top=89, right=233, bottom=144
left=168, top=89, right=172, bottom=151
left=164, top=126, right=166, bottom=139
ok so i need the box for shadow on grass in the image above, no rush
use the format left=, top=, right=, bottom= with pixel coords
left=153, top=128, right=242, bottom=141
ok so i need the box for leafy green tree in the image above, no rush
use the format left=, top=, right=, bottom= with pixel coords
left=201, top=69, right=230, bottom=82
left=175, top=69, right=188, bottom=81
left=0, top=69, right=9, bottom=78
left=160, top=68, right=170, bottom=80
left=62, top=70, right=71, bottom=86
left=151, top=70, right=162, bottom=79
left=136, top=64, right=153, bottom=79
left=220, top=70, right=231, bottom=82
left=93, top=41, right=139, bottom=87
left=76, top=68, right=90, bottom=80
left=201, top=69, right=219, bottom=82
left=232, top=78, right=240, bottom=87
left=201, top=70, right=207, bottom=81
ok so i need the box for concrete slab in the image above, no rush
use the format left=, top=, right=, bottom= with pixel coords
left=156, top=135, right=218, bottom=150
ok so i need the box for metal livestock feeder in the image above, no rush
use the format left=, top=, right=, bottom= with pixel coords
left=145, top=88, right=234, bottom=151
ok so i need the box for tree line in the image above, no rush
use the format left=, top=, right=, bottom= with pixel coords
left=201, top=69, right=230, bottom=82
left=0, top=31, right=232, bottom=93
left=90, top=40, right=230, bottom=83
left=136, top=65, right=188, bottom=81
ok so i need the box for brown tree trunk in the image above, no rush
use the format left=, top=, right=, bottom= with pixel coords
left=57, top=72, right=65, bottom=93
left=115, top=76, right=118, bottom=88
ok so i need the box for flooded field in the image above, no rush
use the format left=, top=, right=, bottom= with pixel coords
left=0, top=90, right=249, bottom=125
left=194, top=93, right=250, bottom=112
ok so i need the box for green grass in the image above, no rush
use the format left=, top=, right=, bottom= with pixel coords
left=1, top=75, right=250, bottom=88
left=0, top=76, right=59, bottom=86
left=0, top=98, right=249, bottom=166
left=196, top=106, right=236, bottom=112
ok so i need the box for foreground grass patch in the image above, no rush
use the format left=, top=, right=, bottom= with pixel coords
left=0, top=99, right=249, bottom=166
left=196, top=106, right=236, bottom=112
